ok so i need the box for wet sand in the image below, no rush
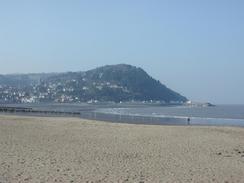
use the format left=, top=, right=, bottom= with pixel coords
left=0, top=115, right=244, bottom=182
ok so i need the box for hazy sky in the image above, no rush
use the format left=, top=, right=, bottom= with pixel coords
left=0, top=0, right=243, bottom=104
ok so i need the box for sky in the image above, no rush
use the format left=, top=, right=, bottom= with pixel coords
left=0, top=0, right=243, bottom=104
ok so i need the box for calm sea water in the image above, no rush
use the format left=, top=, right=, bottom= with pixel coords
left=97, top=105, right=244, bottom=127
left=2, top=103, right=244, bottom=127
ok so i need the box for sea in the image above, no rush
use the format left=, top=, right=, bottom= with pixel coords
left=96, top=105, right=244, bottom=127
left=2, top=103, right=244, bottom=127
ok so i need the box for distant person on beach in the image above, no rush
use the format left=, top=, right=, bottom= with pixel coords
left=187, top=117, right=191, bottom=125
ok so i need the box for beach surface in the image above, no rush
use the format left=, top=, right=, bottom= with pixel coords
left=0, top=115, right=244, bottom=183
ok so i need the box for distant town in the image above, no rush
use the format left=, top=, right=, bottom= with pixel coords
left=0, top=83, right=186, bottom=105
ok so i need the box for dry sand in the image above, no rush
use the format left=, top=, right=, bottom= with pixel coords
left=0, top=115, right=244, bottom=183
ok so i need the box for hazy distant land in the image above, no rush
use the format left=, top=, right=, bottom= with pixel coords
left=0, top=64, right=187, bottom=104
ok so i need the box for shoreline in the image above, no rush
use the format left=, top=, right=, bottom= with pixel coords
left=1, top=111, right=244, bottom=128
left=1, top=114, right=244, bottom=182
left=1, top=104, right=244, bottom=127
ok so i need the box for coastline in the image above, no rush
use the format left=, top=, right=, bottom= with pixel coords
left=1, top=109, right=244, bottom=127
left=1, top=114, right=244, bottom=182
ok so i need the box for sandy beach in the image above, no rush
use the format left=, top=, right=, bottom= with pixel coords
left=0, top=115, right=244, bottom=182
